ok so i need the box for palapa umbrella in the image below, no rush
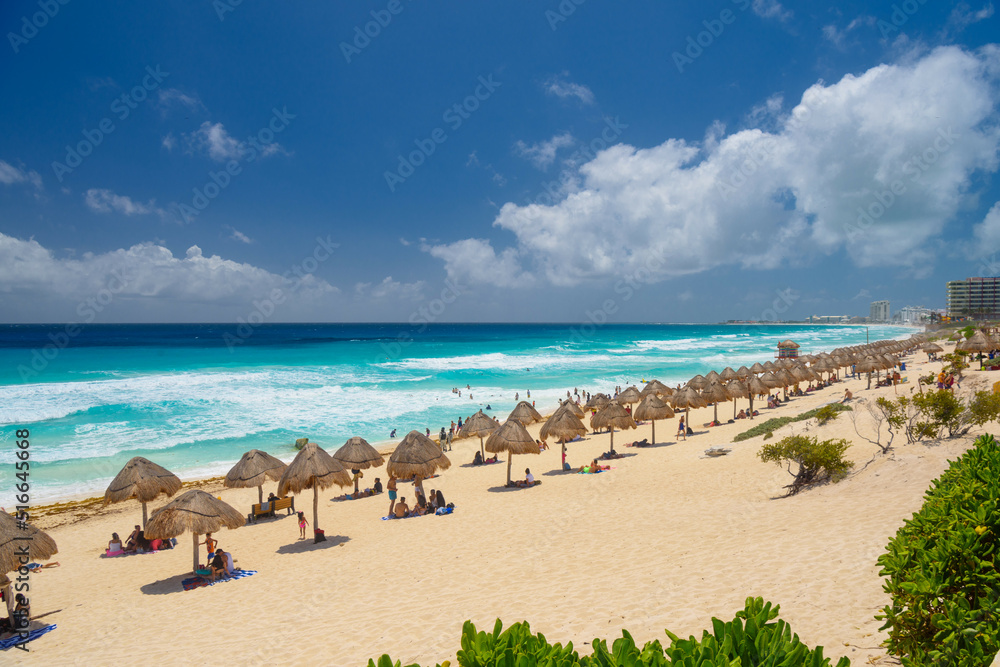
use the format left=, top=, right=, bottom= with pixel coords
left=224, top=449, right=288, bottom=504
left=0, top=511, right=57, bottom=626
left=278, top=443, right=351, bottom=542
left=719, top=367, right=738, bottom=382
left=104, top=456, right=183, bottom=527
left=701, top=381, right=731, bottom=423
left=670, top=385, right=708, bottom=414
left=855, top=355, right=880, bottom=389
left=508, top=401, right=543, bottom=426
left=332, top=437, right=385, bottom=494
left=762, top=361, right=777, bottom=372
left=958, top=331, right=992, bottom=354
left=616, top=386, right=642, bottom=407
left=541, top=409, right=588, bottom=442
left=749, top=362, right=766, bottom=375
left=746, top=376, right=769, bottom=418
left=736, top=366, right=752, bottom=379
left=725, top=378, right=749, bottom=419
left=556, top=399, right=585, bottom=418
left=633, top=394, right=674, bottom=445
left=145, top=489, right=245, bottom=572
left=920, top=343, right=943, bottom=355
left=687, top=374, right=709, bottom=390
left=639, top=379, right=672, bottom=398
left=460, top=410, right=499, bottom=460
left=584, top=393, right=611, bottom=411
left=485, top=419, right=541, bottom=485
left=387, top=430, right=452, bottom=480
left=590, top=401, right=637, bottom=454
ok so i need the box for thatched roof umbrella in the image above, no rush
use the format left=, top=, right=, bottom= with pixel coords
left=145, top=490, right=245, bottom=573
left=278, top=443, right=351, bottom=542
left=958, top=331, right=992, bottom=354
left=704, top=370, right=722, bottom=385
left=590, top=402, right=637, bottom=454
left=670, top=386, right=708, bottom=417
left=762, top=361, right=777, bottom=372
left=224, top=449, right=287, bottom=504
left=0, top=512, right=57, bottom=626
left=508, top=401, right=543, bottom=426
left=634, top=394, right=674, bottom=445
left=701, top=381, right=730, bottom=423
left=687, top=374, right=709, bottom=391
left=749, top=362, right=766, bottom=375
left=387, top=431, right=452, bottom=481
left=616, top=386, right=642, bottom=408
left=719, top=367, right=738, bottom=382
left=855, top=355, right=880, bottom=389
left=639, top=379, right=671, bottom=399
left=332, top=437, right=385, bottom=494
left=104, top=457, right=183, bottom=528
left=541, top=409, right=587, bottom=443
left=736, top=365, right=752, bottom=379
left=920, top=343, right=942, bottom=357
left=725, top=379, right=749, bottom=419
left=584, top=393, right=611, bottom=411
left=556, top=399, right=585, bottom=419
left=758, top=371, right=783, bottom=390
left=485, top=419, right=540, bottom=486
left=460, top=410, right=499, bottom=460
left=745, top=375, right=769, bottom=419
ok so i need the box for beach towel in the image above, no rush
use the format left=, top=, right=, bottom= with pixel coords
left=181, top=569, right=256, bottom=591
left=101, top=549, right=158, bottom=559
left=435, top=507, right=454, bottom=515
left=0, top=624, right=56, bottom=650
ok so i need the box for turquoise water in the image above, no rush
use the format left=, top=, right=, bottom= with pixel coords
left=0, top=323, right=912, bottom=503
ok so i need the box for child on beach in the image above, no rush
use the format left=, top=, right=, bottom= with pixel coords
left=297, top=512, right=308, bottom=540
left=677, top=417, right=686, bottom=440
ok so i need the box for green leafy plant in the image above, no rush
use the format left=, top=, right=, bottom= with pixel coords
left=814, top=404, right=843, bottom=425
left=878, top=433, right=1000, bottom=665
left=759, top=435, right=853, bottom=496
left=733, top=403, right=851, bottom=442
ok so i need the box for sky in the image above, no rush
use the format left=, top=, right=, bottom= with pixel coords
left=0, top=0, right=998, bottom=324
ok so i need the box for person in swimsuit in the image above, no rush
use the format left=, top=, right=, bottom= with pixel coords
left=201, top=533, right=217, bottom=560
left=677, top=417, right=686, bottom=440
left=387, top=476, right=398, bottom=516
left=297, top=512, right=308, bottom=540
left=394, top=497, right=409, bottom=518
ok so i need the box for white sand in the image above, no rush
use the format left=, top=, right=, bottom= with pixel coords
left=15, top=342, right=984, bottom=665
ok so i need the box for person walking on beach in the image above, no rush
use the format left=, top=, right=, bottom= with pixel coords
left=677, top=416, right=686, bottom=441
left=297, top=512, right=308, bottom=540
left=387, top=476, right=398, bottom=516
left=201, top=533, right=217, bottom=560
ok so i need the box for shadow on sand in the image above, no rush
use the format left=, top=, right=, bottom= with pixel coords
left=276, top=535, right=350, bottom=554
left=141, top=573, right=194, bottom=596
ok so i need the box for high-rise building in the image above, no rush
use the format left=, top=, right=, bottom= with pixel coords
left=947, top=277, right=1000, bottom=318
left=870, top=300, right=890, bottom=322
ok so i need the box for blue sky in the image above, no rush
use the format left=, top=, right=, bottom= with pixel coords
left=0, top=0, right=998, bottom=323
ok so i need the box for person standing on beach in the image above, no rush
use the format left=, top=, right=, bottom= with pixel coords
left=413, top=473, right=425, bottom=499
left=297, top=511, right=308, bottom=539
left=677, top=416, right=686, bottom=441
left=387, top=476, right=398, bottom=516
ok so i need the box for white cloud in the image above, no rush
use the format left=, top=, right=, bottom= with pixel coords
left=514, top=132, right=576, bottom=170
left=0, top=160, right=42, bottom=191
left=0, top=233, right=338, bottom=319
left=544, top=75, right=595, bottom=105
left=429, top=46, right=1000, bottom=289
left=752, top=0, right=792, bottom=21
left=852, top=288, right=872, bottom=300
left=354, top=276, right=425, bottom=301
left=972, top=201, right=1000, bottom=255
left=162, top=133, right=177, bottom=151
left=424, top=238, right=534, bottom=288
left=157, top=88, right=204, bottom=112
left=228, top=227, right=253, bottom=244
left=186, top=122, right=245, bottom=162
left=84, top=189, right=163, bottom=216
left=949, top=2, right=994, bottom=29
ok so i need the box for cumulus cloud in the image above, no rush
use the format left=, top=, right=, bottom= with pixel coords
left=186, top=122, right=245, bottom=161
left=949, top=2, right=994, bottom=30
left=0, top=232, right=338, bottom=321
left=752, top=0, right=792, bottom=21
left=428, top=46, right=1000, bottom=289
left=0, top=160, right=42, bottom=191
left=972, top=201, right=1000, bottom=256
left=228, top=227, right=253, bottom=244
left=424, top=238, right=534, bottom=288
left=354, top=276, right=425, bottom=301
left=514, top=132, right=575, bottom=170
left=157, top=88, right=204, bottom=113
left=84, top=189, right=163, bottom=216
left=544, top=75, right=595, bottom=105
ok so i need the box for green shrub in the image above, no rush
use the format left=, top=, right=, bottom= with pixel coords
left=878, top=433, right=1000, bottom=665
left=368, top=598, right=850, bottom=666
left=733, top=403, right=851, bottom=442
left=759, top=435, right=853, bottom=496
left=763, top=430, right=773, bottom=440
left=814, top=404, right=843, bottom=425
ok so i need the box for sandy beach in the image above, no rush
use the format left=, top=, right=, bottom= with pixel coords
left=11, top=339, right=983, bottom=665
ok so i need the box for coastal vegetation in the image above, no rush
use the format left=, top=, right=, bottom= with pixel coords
left=758, top=435, right=853, bottom=496
left=851, top=390, right=1000, bottom=451
left=732, top=403, right=852, bottom=442
left=878, top=433, right=1000, bottom=665
left=368, top=597, right=850, bottom=666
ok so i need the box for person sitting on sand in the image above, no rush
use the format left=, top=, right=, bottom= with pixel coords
left=394, top=497, right=410, bottom=518
left=12, top=593, right=30, bottom=631
left=124, top=525, right=141, bottom=552
left=536, top=439, right=548, bottom=451
left=485, top=454, right=499, bottom=464
left=373, top=478, right=383, bottom=494
left=513, top=468, right=536, bottom=487
left=473, top=451, right=483, bottom=466
left=209, top=548, right=227, bottom=582
left=842, top=389, right=853, bottom=403
left=435, top=490, right=447, bottom=509
left=109, top=532, right=123, bottom=553
left=427, top=490, right=438, bottom=512
left=736, top=409, right=746, bottom=419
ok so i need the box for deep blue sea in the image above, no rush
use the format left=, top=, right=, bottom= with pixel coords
left=0, top=323, right=913, bottom=503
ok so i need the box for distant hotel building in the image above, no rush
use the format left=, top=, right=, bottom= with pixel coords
left=870, top=300, right=890, bottom=322
left=947, top=277, right=1000, bottom=319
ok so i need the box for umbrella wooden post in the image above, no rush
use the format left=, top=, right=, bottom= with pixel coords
left=609, top=427, right=615, bottom=454
left=258, top=486, right=263, bottom=505
left=713, top=403, right=718, bottom=423
left=192, top=532, right=199, bottom=572
left=651, top=420, right=656, bottom=446
left=749, top=395, right=754, bottom=419
left=506, top=452, right=513, bottom=486
left=354, top=477, right=360, bottom=495
left=142, top=502, right=148, bottom=528
left=312, top=485, right=320, bottom=536
left=479, top=436, right=485, bottom=461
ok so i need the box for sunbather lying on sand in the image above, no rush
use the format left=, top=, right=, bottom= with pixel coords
left=577, top=459, right=610, bottom=473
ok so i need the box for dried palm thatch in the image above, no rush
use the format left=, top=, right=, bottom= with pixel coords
left=145, top=489, right=245, bottom=572
left=687, top=374, right=709, bottom=390
left=639, top=379, right=672, bottom=398
left=616, top=386, right=642, bottom=405
left=736, top=366, right=752, bottom=379
left=225, top=449, right=288, bottom=504
left=333, top=437, right=385, bottom=494
left=508, top=401, right=543, bottom=425
left=670, top=386, right=708, bottom=412
left=590, top=402, right=637, bottom=453
left=104, top=457, right=182, bottom=527
left=701, top=381, right=731, bottom=423
left=278, top=443, right=351, bottom=538
left=584, top=393, right=611, bottom=410
left=724, top=379, right=749, bottom=419
left=486, top=419, right=541, bottom=485
left=749, top=362, right=767, bottom=375
left=387, top=431, right=452, bottom=480
left=633, top=394, right=674, bottom=445
left=0, top=511, right=58, bottom=574
left=460, top=410, right=500, bottom=459
left=958, top=330, right=993, bottom=353
left=540, top=409, right=588, bottom=443
left=719, top=367, right=739, bottom=382
left=556, top=399, right=585, bottom=418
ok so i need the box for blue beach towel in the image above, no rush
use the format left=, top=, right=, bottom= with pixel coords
left=181, top=569, right=256, bottom=591
left=0, top=624, right=56, bottom=650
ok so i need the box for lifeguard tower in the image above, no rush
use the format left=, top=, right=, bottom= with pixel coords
left=777, top=339, right=800, bottom=359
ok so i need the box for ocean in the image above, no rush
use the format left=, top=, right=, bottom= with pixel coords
left=0, top=322, right=913, bottom=503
